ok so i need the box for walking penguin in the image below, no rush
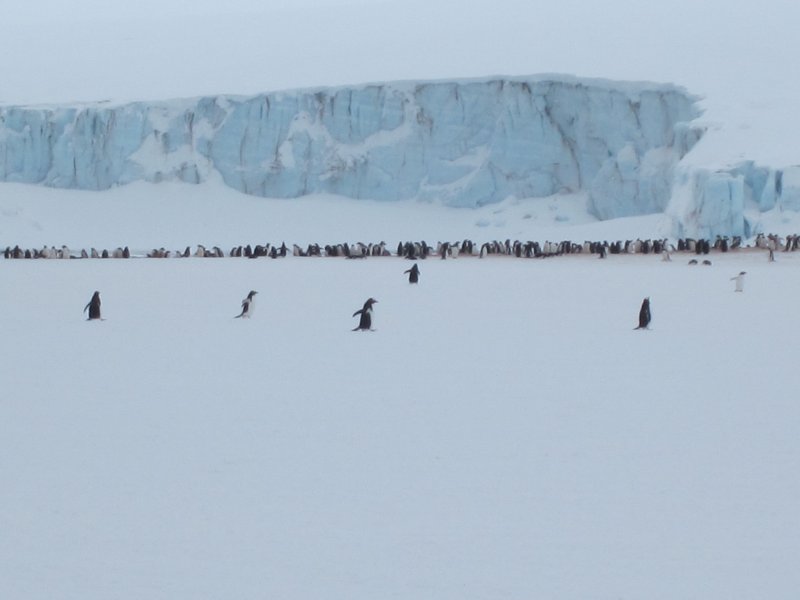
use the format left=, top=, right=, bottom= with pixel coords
left=404, top=263, right=420, bottom=284
left=731, top=271, right=747, bottom=292
left=235, top=290, right=258, bottom=318
left=635, top=297, right=651, bottom=330
left=84, top=291, right=102, bottom=320
left=352, top=298, right=378, bottom=331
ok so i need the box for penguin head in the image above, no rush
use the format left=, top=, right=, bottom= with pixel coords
left=248, top=290, right=258, bottom=299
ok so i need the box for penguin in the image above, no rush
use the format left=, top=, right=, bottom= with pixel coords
left=84, top=291, right=102, bottom=320
left=635, top=297, right=651, bottom=330
left=352, top=298, right=377, bottom=331
left=235, top=290, right=258, bottom=318
left=404, top=263, right=420, bottom=284
left=731, top=271, right=746, bottom=292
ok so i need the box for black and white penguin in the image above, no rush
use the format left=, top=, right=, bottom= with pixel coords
left=235, top=290, right=258, bottom=318
left=731, top=271, right=746, bottom=292
left=84, top=291, right=102, bottom=320
left=635, top=297, right=651, bottom=330
left=352, top=298, right=377, bottom=331
left=404, top=263, right=420, bottom=284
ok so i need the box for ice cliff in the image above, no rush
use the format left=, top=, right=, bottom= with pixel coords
left=665, top=161, right=800, bottom=239
left=9, top=75, right=779, bottom=237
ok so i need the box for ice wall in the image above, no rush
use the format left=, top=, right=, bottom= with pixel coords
left=666, top=162, right=800, bottom=238
left=0, top=76, right=701, bottom=217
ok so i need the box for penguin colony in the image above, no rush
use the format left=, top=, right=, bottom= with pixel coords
left=6, top=232, right=778, bottom=326
left=4, top=232, right=799, bottom=261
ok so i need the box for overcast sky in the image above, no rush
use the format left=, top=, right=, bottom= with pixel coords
left=1, top=0, right=797, bottom=107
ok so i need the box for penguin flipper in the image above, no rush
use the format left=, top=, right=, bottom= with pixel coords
left=352, top=309, right=364, bottom=317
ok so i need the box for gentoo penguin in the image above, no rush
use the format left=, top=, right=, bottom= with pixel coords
left=731, top=271, right=746, bottom=292
left=352, top=298, right=377, bottom=331
left=635, top=297, right=651, bottom=330
left=235, top=290, right=258, bottom=318
left=84, top=291, right=102, bottom=320
left=404, top=263, right=420, bottom=284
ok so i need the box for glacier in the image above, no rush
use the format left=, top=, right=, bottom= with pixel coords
left=0, top=74, right=787, bottom=238
left=665, top=162, right=800, bottom=239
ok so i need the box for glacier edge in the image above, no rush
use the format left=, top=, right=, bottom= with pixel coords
left=3, top=74, right=781, bottom=238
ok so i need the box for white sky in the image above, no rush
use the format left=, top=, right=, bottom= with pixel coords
left=2, top=0, right=797, bottom=105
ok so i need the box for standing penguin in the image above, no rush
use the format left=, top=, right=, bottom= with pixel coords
left=731, top=271, right=747, bottom=292
left=404, top=263, right=420, bottom=284
left=635, top=297, right=651, bottom=330
left=84, top=291, right=102, bottom=320
left=235, top=290, right=258, bottom=318
left=352, top=298, right=377, bottom=331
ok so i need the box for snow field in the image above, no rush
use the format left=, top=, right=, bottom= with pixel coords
left=2, top=252, right=799, bottom=599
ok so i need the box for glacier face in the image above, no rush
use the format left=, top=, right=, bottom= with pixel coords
left=0, top=76, right=702, bottom=222
left=665, top=162, right=800, bottom=239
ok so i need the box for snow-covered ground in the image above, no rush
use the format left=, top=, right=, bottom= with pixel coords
left=0, top=178, right=677, bottom=251
left=4, top=177, right=800, bottom=252
left=2, top=250, right=799, bottom=599
left=2, top=2, right=800, bottom=597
